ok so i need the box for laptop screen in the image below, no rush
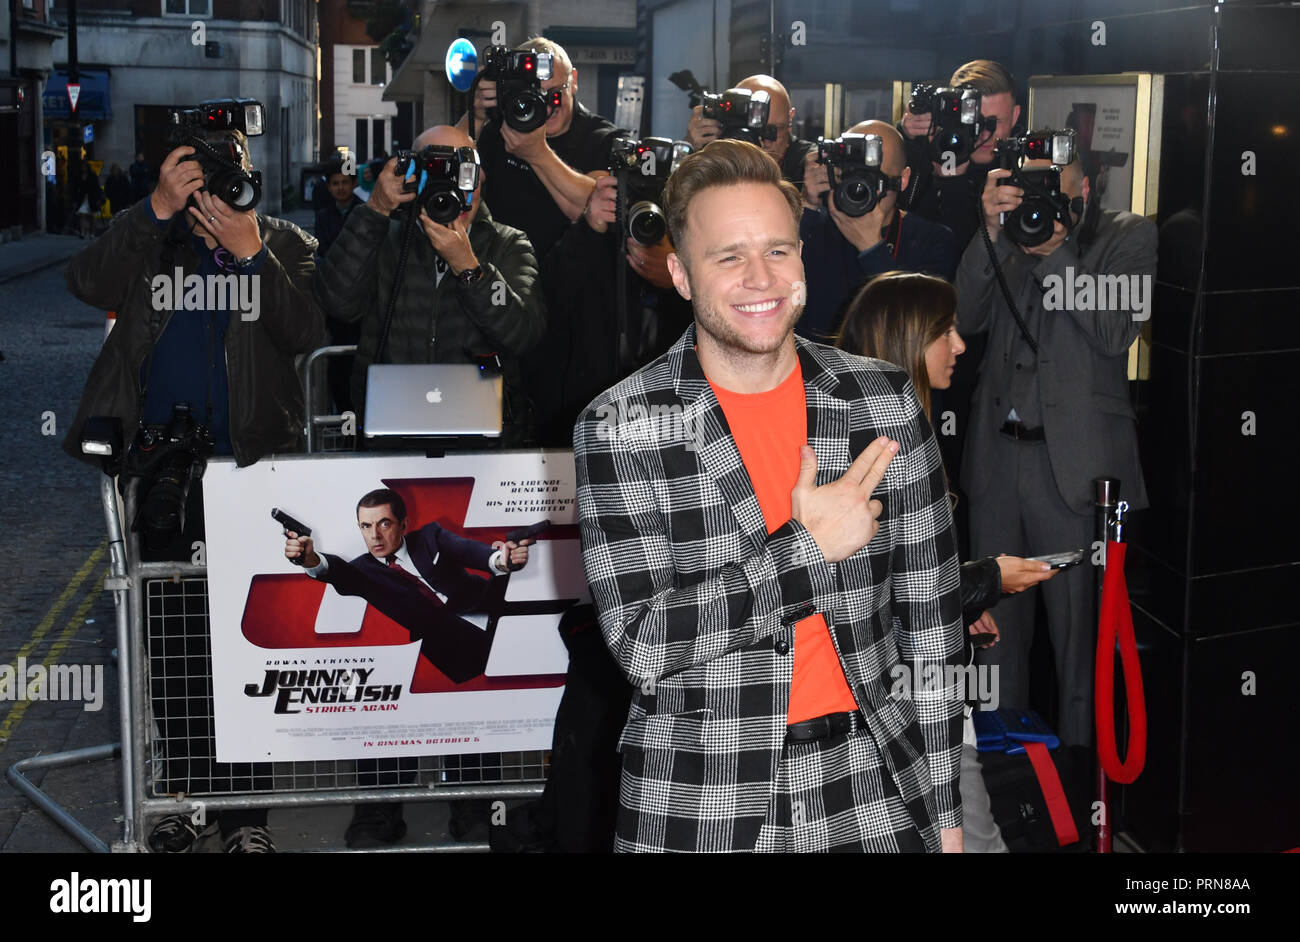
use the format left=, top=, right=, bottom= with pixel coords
left=363, top=364, right=503, bottom=438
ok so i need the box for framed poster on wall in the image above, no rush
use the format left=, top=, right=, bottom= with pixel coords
left=1028, top=72, right=1164, bottom=218
left=1030, top=73, right=1164, bottom=380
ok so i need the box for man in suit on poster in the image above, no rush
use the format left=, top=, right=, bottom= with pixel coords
left=283, top=486, right=535, bottom=847
left=283, top=487, right=532, bottom=682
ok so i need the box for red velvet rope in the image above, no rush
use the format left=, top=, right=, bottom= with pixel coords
left=1095, top=541, right=1147, bottom=784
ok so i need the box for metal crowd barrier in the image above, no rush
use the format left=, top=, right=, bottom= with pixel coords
left=7, top=347, right=552, bottom=853
left=301, top=344, right=358, bottom=454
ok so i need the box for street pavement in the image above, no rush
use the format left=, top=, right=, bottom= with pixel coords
left=0, top=208, right=494, bottom=853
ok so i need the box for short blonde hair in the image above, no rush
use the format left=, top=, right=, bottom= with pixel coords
left=950, top=59, right=1017, bottom=102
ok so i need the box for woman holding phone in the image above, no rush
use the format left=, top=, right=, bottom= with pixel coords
left=836, top=270, right=1059, bottom=852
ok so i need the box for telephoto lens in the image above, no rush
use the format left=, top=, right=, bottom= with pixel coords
left=627, top=201, right=666, bottom=246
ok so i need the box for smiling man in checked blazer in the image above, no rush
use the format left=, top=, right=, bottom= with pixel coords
left=573, top=140, right=966, bottom=853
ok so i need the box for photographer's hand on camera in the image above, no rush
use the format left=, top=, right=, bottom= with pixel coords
left=501, top=121, right=550, bottom=165
left=365, top=157, right=416, bottom=217
left=981, top=167, right=1020, bottom=243
left=801, top=150, right=829, bottom=210
left=685, top=105, right=722, bottom=149
left=581, top=173, right=618, bottom=234
left=900, top=111, right=932, bottom=141
left=1020, top=220, right=1069, bottom=258
left=828, top=193, right=892, bottom=254
left=418, top=211, right=479, bottom=274
left=474, top=79, right=498, bottom=129
left=626, top=237, right=674, bottom=292
left=150, top=146, right=204, bottom=220
left=284, top=532, right=320, bottom=569
left=188, top=189, right=262, bottom=259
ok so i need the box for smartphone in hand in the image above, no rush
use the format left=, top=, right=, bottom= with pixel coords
left=1027, top=549, right=1085, bottom=570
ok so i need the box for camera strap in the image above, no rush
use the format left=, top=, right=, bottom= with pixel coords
left=977, top=203, right=1039, bottom=356
left=374, top=203, right=422, bottom=364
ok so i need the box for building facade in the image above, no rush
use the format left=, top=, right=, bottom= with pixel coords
left=47, top=0, right=318, bottom=214
left=2, top=0, right=66, bottom=235
left=383, top=0, right=637, bottom=131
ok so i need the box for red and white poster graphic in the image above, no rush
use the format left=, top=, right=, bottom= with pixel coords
left=204, top=451, right=585, bottom=761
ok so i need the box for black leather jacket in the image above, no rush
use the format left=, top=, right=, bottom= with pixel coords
left=61, top=200, right=326, bottom=467
left=960, top=556, right=1002, bottom=628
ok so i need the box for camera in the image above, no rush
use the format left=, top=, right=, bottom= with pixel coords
left=123, top=403, right=215, bottom=550
left=700, top=88, right=772, bottom=145
left=167, top=98, right=265, bottom=211
left=995, top=130, right=1077, bottom=247
left=908, top=83, right=996, bottom=165
left=609, top=135, right=692, bottom=246
left=481, top=44, right=557, bottom=133
left=816, top=133, right=901, bottom=217
left=396, top=145, right=481, bottom=224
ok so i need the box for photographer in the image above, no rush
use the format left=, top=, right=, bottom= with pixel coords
left=524, top=168, right=693, bottom=446
left=898, top=59, right=1020, bottom=545
left=900, top=59, right=1020, bottom=252
left=61, top=115, right=325, bottom=854
left=473, top=37, right=620, bottom=259
left=685, top=74, right=815, bottom=188
left=313, top=125, right=546, bottom=444
left=797, top=120, right=957, bottom=341
left=956, top=151, right=1155, bottom=747
left=63, top=132, right=324, bottom=468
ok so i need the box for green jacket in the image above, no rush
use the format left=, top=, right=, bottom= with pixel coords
left=313, top=200, right=546, bottom=444
left=61, top=199, right=326, bottom=468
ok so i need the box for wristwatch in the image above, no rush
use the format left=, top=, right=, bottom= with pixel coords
left=456, top=264, right=485, bottom=285
left=235, top=250, right=262, bottom=269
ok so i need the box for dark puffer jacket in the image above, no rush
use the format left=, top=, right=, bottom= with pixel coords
left=61, top=199, right=326, bottom=467
left=313, top=200, right=546, bottom=444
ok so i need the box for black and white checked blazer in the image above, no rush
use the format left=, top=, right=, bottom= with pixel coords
left=574, top=324, right=965, bottom=853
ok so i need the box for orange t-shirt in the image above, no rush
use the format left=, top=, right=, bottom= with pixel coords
left=709, top=361, right=860, bottom=725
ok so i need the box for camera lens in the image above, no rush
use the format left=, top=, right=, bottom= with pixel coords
left=506, top=91, right=547, bottom=133
left=209, top=168, right=261, bottom=212
left=834, top=174, right=877, bottom=217
left=933, top=129, right=970, bottom=165
left=1009, top=199, right=1051, bottom=246
left=426, top=189, right=462, bottom=224
left=628, top=201, right=665, bottom=246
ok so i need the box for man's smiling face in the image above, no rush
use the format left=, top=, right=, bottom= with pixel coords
left=667, top=181, right=805, bottom=358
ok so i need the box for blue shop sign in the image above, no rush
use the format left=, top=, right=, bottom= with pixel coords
left=44, top=70, right=112, bottom=120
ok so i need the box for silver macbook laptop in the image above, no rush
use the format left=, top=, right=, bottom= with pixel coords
left=364, top=364, right=503, bottom=438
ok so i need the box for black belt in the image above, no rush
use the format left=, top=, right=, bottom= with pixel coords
left=786, top=710, right=865, bottom=743
left=1000, top=420, right=1046, bottom=441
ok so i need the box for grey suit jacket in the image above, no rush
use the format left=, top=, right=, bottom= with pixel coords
left=955, top=209, right=1156, bottom=514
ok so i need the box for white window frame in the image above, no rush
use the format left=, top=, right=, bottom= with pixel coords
left=347, top=46, right=390, bottom=87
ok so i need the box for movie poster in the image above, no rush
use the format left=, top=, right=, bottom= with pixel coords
left=1030, top=81, right=1139, bottom=213
left=203, top=451, right=585, bottom=762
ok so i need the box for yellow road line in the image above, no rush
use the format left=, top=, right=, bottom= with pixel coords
left=0, top=567, right=107, bottom=743
left=11, top=541, right=107, bottom=663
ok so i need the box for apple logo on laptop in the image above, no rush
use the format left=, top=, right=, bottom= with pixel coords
left=426, top=388, right=443, bottom=404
